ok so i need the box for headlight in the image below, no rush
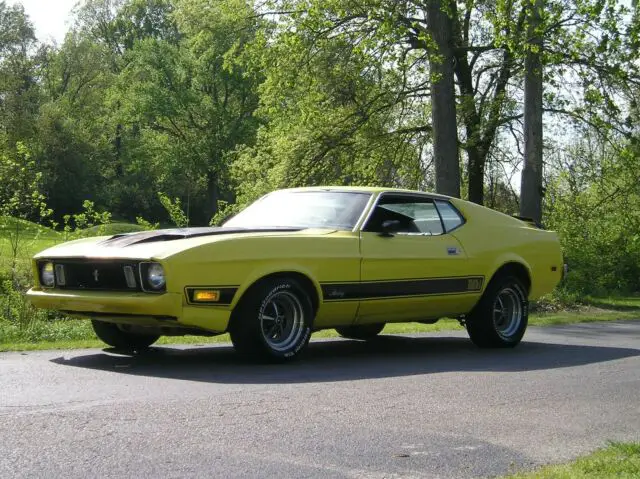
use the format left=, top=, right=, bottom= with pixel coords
left=41, top=262, right=55, bottom=287
left=146, top=263, right=166, bottom=290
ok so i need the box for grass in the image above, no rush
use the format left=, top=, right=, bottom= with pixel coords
left=0, top=216, right=144, bottom=289
left=0, top=320, right=465, bottom=352
left=83, top=222, right=146, bottom=235
left=0, top=217, right=144, bottom=263
left=583, top=295, right=640, bottom=311
left=1, top=216, right=639, bottom=352
left=0, top=217, right=62, bottom=271
left=505, top=442, right=640, bottom=478
left=1, top=302, right=639, bottom=352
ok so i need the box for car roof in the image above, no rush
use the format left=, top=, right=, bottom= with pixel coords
left=278, top=186, right=454, bottom=200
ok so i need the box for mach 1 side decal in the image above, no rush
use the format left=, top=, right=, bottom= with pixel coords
left=320, top=276, right=485, bottom=302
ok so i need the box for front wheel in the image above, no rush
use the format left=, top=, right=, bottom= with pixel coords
left=229, top=278, right=314, bottom=362
left=91, top=320, right=160, bottom=351
left=466, top=276, right=528, bottom=348
left=335, top=323, right=385, bottom=340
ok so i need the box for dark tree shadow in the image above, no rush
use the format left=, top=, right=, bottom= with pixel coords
left=534, top=319, right=640, bottom=339
left=582, top=297, right=640, bottom=312
left=50, top=334, right=640, bottom=385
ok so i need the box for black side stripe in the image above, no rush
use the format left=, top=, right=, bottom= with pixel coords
left=320, top=276, right=484, bottom=302
left=184, top=286, right=239, bottom=306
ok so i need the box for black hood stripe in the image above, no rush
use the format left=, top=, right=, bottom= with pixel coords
left=99, top=227, right=303, bottom=247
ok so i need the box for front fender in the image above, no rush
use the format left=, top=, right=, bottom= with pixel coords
left=230, top=263, right=324, bottom=309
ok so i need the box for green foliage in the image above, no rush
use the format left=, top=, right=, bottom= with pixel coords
left=2, top=298, right=639, bottom=351
left=230, top=1, right=428, bottom=206
left=0, top=279, right=52, bottom=333
left=0, top=142, right=53, bottom=287
left=57, top=200, right=113, bottom=239
left=85, top=222, right=142, bottom=235
left=70, top=200, right=112, bottom=231
left=107, top=0, right=261, bottom=224
left=0, top=142, right=50, bottom=220
left=0, top=0, right=639, bottom=322
left=209, top=199, right=239, bottom=226
left=546, top=140, right=640, bottom=295
left=0, top=216, right=60, bottom=264
left=135, top=216, right=159, bottom=230
left=158, top=192, right=188, bottom=227
left=0, top=279, right=93, bottom=343
left=0, top=1, right=39, bottom=145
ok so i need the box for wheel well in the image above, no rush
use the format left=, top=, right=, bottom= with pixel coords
left=236, top=271, right=320, bottom=314
left=489, top=262, right=531, bottom=294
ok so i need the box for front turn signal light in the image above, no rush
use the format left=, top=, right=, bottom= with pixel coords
left=193, top=290, right=220, bottom=302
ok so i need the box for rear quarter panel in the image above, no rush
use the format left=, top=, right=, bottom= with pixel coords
left=450, top=200, right=563, bottom=300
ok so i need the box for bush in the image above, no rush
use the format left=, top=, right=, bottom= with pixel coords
left=530, top=289, right=581, bottom=313
left=0, top=279, right=94, bottom=344
left=545, top=142, right=640, bottom=297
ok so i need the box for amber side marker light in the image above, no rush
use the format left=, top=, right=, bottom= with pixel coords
left=193, top=290, right=220, bottom=302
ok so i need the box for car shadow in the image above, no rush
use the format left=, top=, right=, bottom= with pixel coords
left=49, top=335, right=640, bottom=385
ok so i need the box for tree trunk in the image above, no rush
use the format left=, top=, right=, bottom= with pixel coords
left=114, top=123, right=123, bottom=177
left=520, top=0, right=544, bottom=222
left=206, top=171, right=219, bottom=224
left=427, top=0, right=460, bottom=198
left=467, top=143, right=485, bottom=204
left=452, top=24, right=485, bottom=205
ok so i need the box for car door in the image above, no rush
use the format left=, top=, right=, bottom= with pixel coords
left=356, top=194, right=483, bottom=324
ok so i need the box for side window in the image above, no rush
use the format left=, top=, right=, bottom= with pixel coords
left=435, top=200, right=464, bottom=232
left=363, top=196, right=444, bottom=235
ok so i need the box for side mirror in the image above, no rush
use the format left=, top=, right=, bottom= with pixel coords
left=379, top=219, right=401, bottom=237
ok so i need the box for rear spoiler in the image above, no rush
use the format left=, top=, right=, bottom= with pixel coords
left=512, top=215, right=545, bottom=229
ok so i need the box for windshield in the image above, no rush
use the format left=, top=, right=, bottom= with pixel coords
left=224, top=191, right=372, bottom=230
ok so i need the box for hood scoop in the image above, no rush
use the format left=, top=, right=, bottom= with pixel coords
left=98, top=226, right=303, bottom=248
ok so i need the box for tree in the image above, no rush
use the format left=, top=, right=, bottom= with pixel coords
left=113, top=0, right=261, bottom=223
left=0, top=1, right=39, bottom=147
left=231, top=9, right=428, bottom=206
left=520, top=0, right=544, bottom=221
left=427, top=0, right=460, bottom=197
left=0, top=143, right=51, bottom=284
left=248, top=0, right=640, bottom=206
left=546, top=136, right=640, bottom=294
left=33, top=33, right=118, bottom=220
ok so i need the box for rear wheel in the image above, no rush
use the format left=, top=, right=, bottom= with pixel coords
left=335, top=323, right=385, bottom=340
left=91, top=320, right=160, bottom=351
left=229, top=277, right=314, bottom=362
left=466, top=275, right=528, bottom=348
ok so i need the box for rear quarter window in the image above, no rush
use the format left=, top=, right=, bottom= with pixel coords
left=435, top=200, right=464, bottom=232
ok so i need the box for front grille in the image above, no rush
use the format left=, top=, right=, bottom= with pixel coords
left=44, top=260, right=141, bottom=292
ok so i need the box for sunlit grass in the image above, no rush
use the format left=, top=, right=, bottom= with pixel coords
left=0, top=217, right=144, bottom=263
left=1, top=216, right=639, bottom=352
left=505, top=442, right=640, bottom=478
left=529, top=310, right=640, bottom=326
left=1, top=308, right=638, bottom=352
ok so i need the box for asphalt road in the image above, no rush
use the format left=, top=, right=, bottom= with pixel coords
left=1, top=321, right=639, bottom=479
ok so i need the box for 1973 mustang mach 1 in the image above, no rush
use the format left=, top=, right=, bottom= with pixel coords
left=28, top=187, right=563, bottom=361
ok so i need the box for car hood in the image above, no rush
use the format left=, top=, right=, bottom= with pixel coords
left=34, top=226, right=336, bottom=261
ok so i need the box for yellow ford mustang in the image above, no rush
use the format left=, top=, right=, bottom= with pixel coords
left=28, top=187, right=563, bottom=361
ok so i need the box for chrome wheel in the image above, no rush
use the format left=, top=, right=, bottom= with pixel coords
left=259, top=290, right=306, bottom=352
left=492, top=286, right=524, bottom=339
